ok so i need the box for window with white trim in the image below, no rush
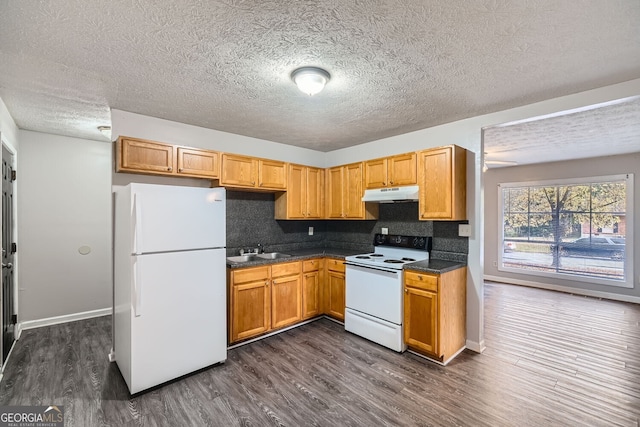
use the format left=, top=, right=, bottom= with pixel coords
left=498, top=174, right=634, bottom=288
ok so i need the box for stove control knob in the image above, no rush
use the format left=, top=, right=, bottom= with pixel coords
left=394, top=235, right=402, bottom=244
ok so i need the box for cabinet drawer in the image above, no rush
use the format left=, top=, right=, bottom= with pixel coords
left=271, top=261, right=302, bottom=278
left=326, top=258, right=345, bottom=273
left=303, top=259, right=321, bottom=272
left=405, top=271, right=438, bottom=292
left=232, top=266, right=270, bottom=284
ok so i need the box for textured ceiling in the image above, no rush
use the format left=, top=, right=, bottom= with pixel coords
left=0, top=1, right=639, bottom=155
left=483, top=96, right=640, bottom=168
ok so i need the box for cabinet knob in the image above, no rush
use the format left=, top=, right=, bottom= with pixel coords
left=419, top=276, right=423, bottom=280
left=405, top=288, right=408, bottom=293
left=382, top=182, right=386, bottom=186
left=167, top=167, right=172, bottom=171
left=390, top=180, right=394, bottom=185
left=178, top=168, right=183, bottom=172
left=272, top=280, right=277, bottom=284
left=265, top=281, right=269, bottom=286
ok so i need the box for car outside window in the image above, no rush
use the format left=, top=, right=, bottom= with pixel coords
left=498, top=174, right=634, bottom=288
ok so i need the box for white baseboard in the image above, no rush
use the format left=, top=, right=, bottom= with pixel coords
left=19, top=307, right=112, bottom=332
left=484, top=275, right=640, bottom=304
left=465, top=339, right=486, bottom=354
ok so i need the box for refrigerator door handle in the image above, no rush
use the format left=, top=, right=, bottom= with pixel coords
left=133, top=258, right=142, bottom=317
left=133, top=192, right=143, bottom=255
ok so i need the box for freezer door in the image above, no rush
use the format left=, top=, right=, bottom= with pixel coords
left=131, top=184, right=226, bottom=253
left=129, top=248, right=226, bottom=394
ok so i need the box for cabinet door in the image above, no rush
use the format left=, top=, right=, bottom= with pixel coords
left=258, top=159, right=287, bottom=190
left=327, top=271, right=345, bottom=321
left=271, top=275, right=302, bottom=329
left=231, top=280, right=270, bottom=342
left=326, top=167, right=344, bottom=218
left=302, top=271, right=320, bottom=319
left=419, top=147, right=452, bottom=219
left=343, top=163, right=364, bottom=218
left=404, top=286, right=438, bottom=355
left=418, top=146, right=466, bottom=220
left=177, top=147, right=219, bottom=178
left=388, top=152, right=417, bottom=186
left=221, top=154, right=256, bottom=187
left=286, top=164, right=306, bottom=218
left=364, top=158, right=388, bottom=189
left=119, top=137, right=175, bottom=174
left=306, top=167, right=324, bottom=218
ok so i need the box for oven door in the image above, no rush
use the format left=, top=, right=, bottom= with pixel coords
left=345, top=263, right=403, bottom=324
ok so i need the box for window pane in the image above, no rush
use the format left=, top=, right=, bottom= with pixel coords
left=499, top=175, right=632, bottom=287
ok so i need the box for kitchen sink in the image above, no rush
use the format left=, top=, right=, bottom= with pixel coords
left=256, top=252, right=292, bottom=259
left=226, top=254, right=257, bottom=263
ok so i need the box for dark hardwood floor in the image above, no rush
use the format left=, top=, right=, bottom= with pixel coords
left=1, top=282, right=638, bottom=426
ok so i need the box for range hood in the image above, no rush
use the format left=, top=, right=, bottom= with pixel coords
left=361, top=185, right=419, bottom=203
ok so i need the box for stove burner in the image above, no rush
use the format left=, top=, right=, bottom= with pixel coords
left=401, top=257, right=416, bottom=262
left=369, top=254, right=384, bottom=257
left=384, top=259, right=404, bottom=264
left=355, top=255, right=371, bottom=259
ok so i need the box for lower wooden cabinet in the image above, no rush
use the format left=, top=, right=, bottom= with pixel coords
left=229, top=262, right=301, bottom=343
left=302, top=259, right=322, bottom=319
left=228, top=257, right=347, bottom=344
left=403, top=267, right=467, bottom=363
left=229, top=266, right=271, bottom=342
left=271, top=262, right=302, bottom=329
left=325, top=258, right=346, bottom=321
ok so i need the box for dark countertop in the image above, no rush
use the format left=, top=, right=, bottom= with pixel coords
left=226, top=247, right=360, bottom=269
left=227, top=247, right=466, bottom=274
left=403, top=259, right=466, bottom=274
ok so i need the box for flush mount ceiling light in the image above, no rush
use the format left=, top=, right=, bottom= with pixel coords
left=291, top=67, right=331, bottom=96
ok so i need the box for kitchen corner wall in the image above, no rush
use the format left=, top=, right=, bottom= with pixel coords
left=226, top=192, right=468, bottom=259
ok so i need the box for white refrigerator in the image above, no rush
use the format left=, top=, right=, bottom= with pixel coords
left=111, top=183, right=227, bottom=394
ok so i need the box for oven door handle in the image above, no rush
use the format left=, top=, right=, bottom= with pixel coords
left=345, top=262, right=401, bottom=274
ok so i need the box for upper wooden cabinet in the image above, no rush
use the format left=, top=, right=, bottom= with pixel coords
left=220, top=154, right=286, bottom=190
left=326, top=162, right=378, bottom=219
left=364, top=153, right=417, bottom=189
left=177, top=147, right=219, bottom=178
left=418, top=145, right=467, bottom=220
left=274, top=164, right=324, bottom=219
left=118, top=137, right=174, bottom=174
left=116, top=136, right=219, bottom=179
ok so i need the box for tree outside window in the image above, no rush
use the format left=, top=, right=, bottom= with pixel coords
left=499, top=174, right=633, bottom=287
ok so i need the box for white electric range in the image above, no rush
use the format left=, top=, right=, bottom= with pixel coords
left=344, top=234, right=432, bottom=352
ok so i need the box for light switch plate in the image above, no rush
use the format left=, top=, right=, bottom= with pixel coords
left=458, top=224, right=471, bottom=237
left=308, top=226, right=314, bottom=236
left=381, top=228, right=389, bottom=235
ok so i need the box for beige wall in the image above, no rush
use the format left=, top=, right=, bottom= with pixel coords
left=484, top=152, right=640, bottom=301
left=17, top=130, right=112, bottom=322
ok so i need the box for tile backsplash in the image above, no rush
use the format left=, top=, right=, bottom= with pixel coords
left=226, top=191, right=467, bottom=262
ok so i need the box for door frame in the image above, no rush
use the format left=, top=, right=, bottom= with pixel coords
left=1, top=134, right=18, bottom=371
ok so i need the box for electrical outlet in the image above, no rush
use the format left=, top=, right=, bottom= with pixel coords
left=381, top=228, right=389, bottom=235
left=493, top=261, right=497, bottom=267
left=308, top=226, right=314, bottom=236
left=459, top=224, right=471, bottom=237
